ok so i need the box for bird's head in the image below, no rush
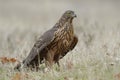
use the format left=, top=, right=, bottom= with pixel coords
left=63, top=10, right=77, bottom=20
left=54, top=10, right=76, bottom=28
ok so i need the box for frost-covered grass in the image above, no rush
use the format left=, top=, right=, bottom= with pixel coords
left=0, top=21, right=120, bottom=80
left=0, top=1, right=120, bottom=80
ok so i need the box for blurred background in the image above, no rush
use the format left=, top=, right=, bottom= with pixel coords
left=0, top=0, right=120, bottom=29
left=0, top=0, right=120, bottom=59
left=1, top=1, right=120, bottom=80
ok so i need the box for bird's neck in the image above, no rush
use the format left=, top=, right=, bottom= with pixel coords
left=54, top=17, right=73, bottom=28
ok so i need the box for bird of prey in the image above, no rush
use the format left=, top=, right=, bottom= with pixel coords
left=14, top=10, right=78, bottom=70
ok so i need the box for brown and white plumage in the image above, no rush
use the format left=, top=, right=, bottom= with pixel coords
left=14, top=10, right=78, bottom=70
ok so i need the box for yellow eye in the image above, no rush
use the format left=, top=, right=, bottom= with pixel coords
left=68, top=12, right=71, bottom=14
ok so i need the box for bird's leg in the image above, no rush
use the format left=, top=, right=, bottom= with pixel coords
left=45, top=52, right=54, bottom=69
left=54, top=54, right=61, bottom=67
left=56, top=61, right=60, bottom=67
left=53, top=55, right=61, bottom=71
left=33, top=62, right=39, bottom=71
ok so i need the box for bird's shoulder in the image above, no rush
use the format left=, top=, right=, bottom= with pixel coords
left=34, top=27, right=58, bottom=47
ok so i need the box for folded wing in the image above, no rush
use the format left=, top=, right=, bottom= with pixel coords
left=15, top=28, right=57, bottom=69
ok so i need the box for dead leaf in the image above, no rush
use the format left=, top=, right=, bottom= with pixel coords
left=0, top=57, right=9, bottom=64
left=0, top=57, right=18, bottom=64
left=9, top=58, right=17, bottom=63
left=114, top=73, right=120, bottom=80
left=12, top=73, right=29, bottom=80
left=12, top=73, right=21, bottom=80
left=64, top=76, right=69, bottom=80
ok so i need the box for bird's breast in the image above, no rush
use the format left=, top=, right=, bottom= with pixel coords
left=46, top=23, right=74, bottom=55
left=54, top=24, right=74, bottom=51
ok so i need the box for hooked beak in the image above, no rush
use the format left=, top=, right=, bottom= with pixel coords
left=72, top=14, right=77, bottom=18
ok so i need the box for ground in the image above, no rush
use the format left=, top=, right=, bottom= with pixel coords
left=0, top=1, right=120, bottom=80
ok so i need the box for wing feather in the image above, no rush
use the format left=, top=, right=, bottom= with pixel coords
left=23, top=28, right=57, bottom=67
left=60, top=35, right=78, bottom=59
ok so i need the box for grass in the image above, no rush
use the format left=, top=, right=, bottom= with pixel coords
left=0, top=22, right=120, bottom=80
left=0, top=1, right=120, bottom=79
